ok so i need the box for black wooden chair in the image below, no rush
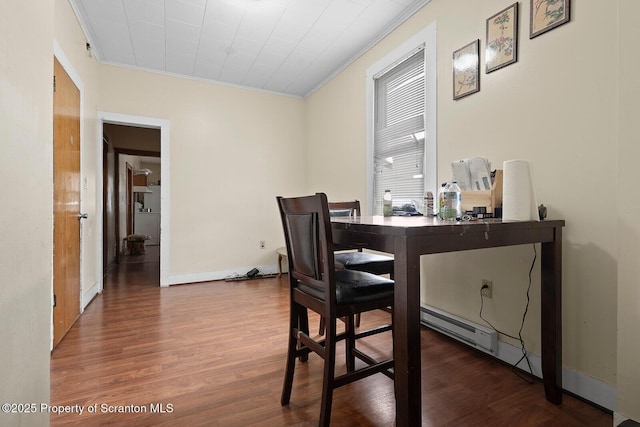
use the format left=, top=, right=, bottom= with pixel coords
left=277, top=193, right=394, bottom=426
left=329, top=200, right=395, bottom=276
left=316, top=200, right=394, bottom=334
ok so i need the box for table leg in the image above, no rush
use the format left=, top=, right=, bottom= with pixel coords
left=393, top=237, right=422, bottom=425
left=541, top=227, right=563, bottom=403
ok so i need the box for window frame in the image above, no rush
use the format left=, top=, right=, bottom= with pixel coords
left=366, top=22, right=437, bottom=215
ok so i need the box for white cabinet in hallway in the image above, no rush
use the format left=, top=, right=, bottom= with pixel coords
left=144, top=185, right=161, bottom=211
left=134, top=212, right=160, bottom=245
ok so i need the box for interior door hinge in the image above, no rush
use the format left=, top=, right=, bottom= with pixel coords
left=53, top=294, right=57, bottom=308
left=53, top=75, right=56, bottom=93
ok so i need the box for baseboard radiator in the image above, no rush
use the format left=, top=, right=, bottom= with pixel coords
left=420, top=304, right=498, bottom=355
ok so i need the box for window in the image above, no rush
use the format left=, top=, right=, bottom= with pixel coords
left=372, top=50, right=425, bottom=215
left=366, top=23, right=437, bottom=215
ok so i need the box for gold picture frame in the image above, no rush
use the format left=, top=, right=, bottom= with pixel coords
left=486, top=3, right=518, bottom=73
left=530, top=0, right=570, bottom=39
left=453, top=40, right=480, bottom=100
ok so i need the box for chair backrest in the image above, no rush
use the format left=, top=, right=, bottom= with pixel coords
left=329, top=200, right=361, bottom=251
left=328, top=200, right=360, bottom=218
left=277, top=193, right=337, bottom=303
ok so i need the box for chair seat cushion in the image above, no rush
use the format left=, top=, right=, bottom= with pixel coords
left=298, top=270, right=394, bottom=305
left=334, top=252, right=394, bottom=275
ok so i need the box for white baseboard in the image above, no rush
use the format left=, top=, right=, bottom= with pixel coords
left=614, top=412, right=640, bottom=426
left=167, top=264, right=279, bottom=286
left=492, top=339, right=616, bottom=411
left=82, top=278, right=102, bottom=311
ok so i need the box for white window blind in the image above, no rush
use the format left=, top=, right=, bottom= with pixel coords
left=372, top=49, right=426, bottom=215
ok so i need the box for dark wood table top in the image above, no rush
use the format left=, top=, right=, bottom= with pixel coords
left=331, top=214, right=564, bottom=229
left=331, top=216, right=565, bottom=254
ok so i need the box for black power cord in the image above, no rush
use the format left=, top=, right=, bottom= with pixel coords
left=479, top=243, right=537, bottom=384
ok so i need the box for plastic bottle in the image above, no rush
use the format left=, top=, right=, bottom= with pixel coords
left=438, top=183, right=447, bottom=219
left=383, top=190, right=393, bottom=217
left=451, top=181, right=462, bottom=219
left=423, top=191, right=434, bottom=216
left=441, top=181, right=462, bottom=221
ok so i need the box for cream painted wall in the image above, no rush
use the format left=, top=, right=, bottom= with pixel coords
left=306, top=0, right=618, bottom=395
left=617, top=0, right=640, bottom=421
left=98, top=66, right=306, bottom=280
left=0, top=0, right=53, bottom=425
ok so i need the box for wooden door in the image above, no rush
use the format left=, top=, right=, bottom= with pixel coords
left=53, top=57, right=81, bottom=348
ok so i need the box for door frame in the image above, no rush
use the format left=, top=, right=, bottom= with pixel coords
left=97, top=112, right=171, bottom=287
left=52, top=42, right=85, bottom=349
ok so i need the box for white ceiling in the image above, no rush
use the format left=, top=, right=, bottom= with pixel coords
left=69, top=0, right=430, bottom=98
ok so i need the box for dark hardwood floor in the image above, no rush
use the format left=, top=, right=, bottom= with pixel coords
left=50, top=247, right=612, bottom=426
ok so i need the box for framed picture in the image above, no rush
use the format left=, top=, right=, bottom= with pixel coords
left=453, top=40, right=480, bottom=100
left=530, top=0, right=570, bottom=39
left=486, top=3, right=518, bottom=73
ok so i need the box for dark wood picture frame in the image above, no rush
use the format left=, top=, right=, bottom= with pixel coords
left=453, top=40, right=480, bottom=100
left=486, top=3, right=519, bottom=73
left=530, top=0, right=570, bottom=39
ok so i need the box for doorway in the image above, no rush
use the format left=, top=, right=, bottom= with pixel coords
left=103, top=126, right=160, bottom=267
left=99, top=112, right=170, bottom=286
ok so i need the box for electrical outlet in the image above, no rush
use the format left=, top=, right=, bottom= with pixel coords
left=481, top=279, right=493, bottom=298
left=259, top=240, right=266, bottom=249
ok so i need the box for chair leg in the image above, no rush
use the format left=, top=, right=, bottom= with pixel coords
left=319, top=316, right=337, bottom=427
left=298, top=306, right=309, bottom=362
left=345, top=314, right=356, bottom=372
left=355, top=313, right=361, bottom=327
left=281, top=304, right=301, bottom=405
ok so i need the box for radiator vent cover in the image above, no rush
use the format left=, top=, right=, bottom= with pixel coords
left=420, top=304, right=498, bottom=355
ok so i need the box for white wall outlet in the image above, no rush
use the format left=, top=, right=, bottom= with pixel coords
left=481, top=279, right=493, bottom=298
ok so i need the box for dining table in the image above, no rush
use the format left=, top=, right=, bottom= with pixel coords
left=330, top=215, right=565, bottom=426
